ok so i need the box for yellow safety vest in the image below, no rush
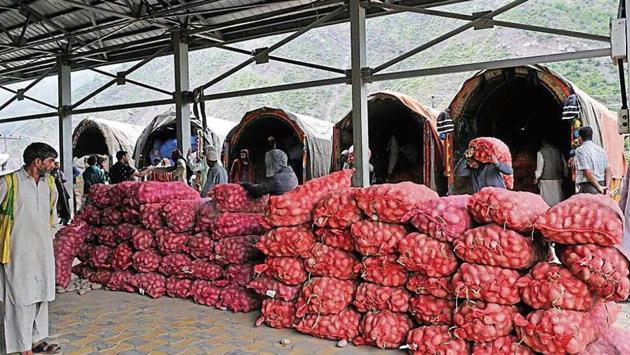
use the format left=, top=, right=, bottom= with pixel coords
left=0, top=172, right=55, bottom=264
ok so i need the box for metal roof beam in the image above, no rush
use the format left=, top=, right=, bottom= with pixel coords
left=71, top=44, right=168, bottom=109
left=198, top=4, right=347, bottom=91
left=372, top=0, right=530, bottom=74
left=0, top=85, right=57, bottom=109
left=0, top=64, right=55, bottom=111
left=89, top=68, right=171, bottom=95
left=369, top=48, right=612, bottom=82
left=368, top=2, right=609, bottom=43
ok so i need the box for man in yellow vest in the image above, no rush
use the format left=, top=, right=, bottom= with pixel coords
left=0, top=143, right=59, bottom=354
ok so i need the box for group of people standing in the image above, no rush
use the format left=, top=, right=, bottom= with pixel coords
left=454, top=126, right=612, bottom=207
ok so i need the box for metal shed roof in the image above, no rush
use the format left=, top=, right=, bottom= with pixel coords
left=0, top=0, right=460, bottom=85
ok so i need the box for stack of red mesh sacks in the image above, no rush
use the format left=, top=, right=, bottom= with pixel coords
left=189, top=183, right=269, bottom=312
left=513, top=193, right=628, bottom=354
left=252, top=170, right=366, bottom=341
left=430, top=187, right=550, bottom=354
left=55, top=181, right=204, bottom=300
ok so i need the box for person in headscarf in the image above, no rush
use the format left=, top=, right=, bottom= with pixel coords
left=241, top=149, right=298, bottom=198
left=229, top=149, right=254, bottom=183
left=51, top=161, right=71, bottom=226
left=171, top=149, right=187, bottom=184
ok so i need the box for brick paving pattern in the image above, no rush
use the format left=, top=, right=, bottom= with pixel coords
left=2, top=290, right=629, bottom=354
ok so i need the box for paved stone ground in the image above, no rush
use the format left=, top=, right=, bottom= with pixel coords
left=34, top=290, right=630, bottom=354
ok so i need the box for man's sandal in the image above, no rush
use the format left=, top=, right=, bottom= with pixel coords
left=32, top=342, right=61, bottom=354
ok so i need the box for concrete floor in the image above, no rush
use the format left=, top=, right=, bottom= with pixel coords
left=41, top=290, right=630, bottom=355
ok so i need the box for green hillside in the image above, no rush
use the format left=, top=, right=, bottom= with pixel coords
left=0, top=0, right=621, bottom=169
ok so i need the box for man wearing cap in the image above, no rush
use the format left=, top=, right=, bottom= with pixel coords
left=200, top=147, right=228, bottom=197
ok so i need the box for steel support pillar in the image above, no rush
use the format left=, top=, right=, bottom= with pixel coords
left=57, top=56, right=74, bottom=212
left=349, top=0, right=369, bottom=187
left=173, top=30, right=191, bottom=155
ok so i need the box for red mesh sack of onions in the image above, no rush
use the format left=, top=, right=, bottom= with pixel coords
left=472, top=335, right=534, bottom=355
left=353, top=310, right=413, bottom=349
left=190, top=280, right=222, bottom=307
left=247, top=276, right=301, bottom=302
left=398, top=233, right=458, bottom=277
left=579, top=327, right=630, bottom=355
left=131, top=226, right=155, bottom=251
left=165, top=276, right=193, bottom=298
left=452, top=263, right=521, bottom=305
left=88, top=269, right=113, bottom=285
left=304, top=243, right=359, bottom=280
left=129, top=181, right=199, bottom=206
left=255, top=299, right=296, bottom=328
left=295, top=308, right=361, bottom=341
left=226, top=263, right=255, bottom=287
left=350, top=221, right=407, bottom=256
left=514, top=301, right=619, bottom=354
left=187, top=232, right=214, bottom=259
left=56, top=220, right=89, bottom=243
left=162, top=199, right=204, bottom=233
left=219, top=286, right=261, bottom=313
left=132, top=250, right=161, bottom=273
left=108, top=181, right=138, bottom=206
left=295, top=277, right=356, bottom=317
left=467, top=187, right=549, bottom=232
left=111, top=243, right=134, bottom=271
left=107, top=271, right=136, bottom=293
left=77, top=243, right=93, bottom=263
left=131, top=272, right=166, bottom=298
left=405, top=325, right=470, bottom=355
left=406, top=273, right=453, bottom=299
left=355, top=182, right=439, bottom=224
left=97, top=226, right=118, bottom=247
left=101, top=206, right=122, bottom=225
left=78, top=203, right=100, bottom=225
left=88, top=184, right=113, bottom=208
left=314, top=228, right=354, bottom=252
left=407, top=194, right=472, bottom=243
left=453, top=301, right=518, bottom=342
left=195, top=200, right=219, bottom=231
left=254, top=257, right=306, bottom=286
left=159, top=253, right=193, bottom=277
left=256, top=226, right=315, bottom=258
left=211, top=212, right=267, bottom=239
left=54, top=249, right=72, bottom=288
left=72, top=263, right=94, bottom=280
left=312, top=189, right=362, bottom=229
left=454, top=225, right=540, bottom=270
left=517, top=262, right=595, bottom=311
left=54, top=224, right=86, bottom=257
left=356, top=255, right=408, bottom=287
left=214, top=235, right=261, bottom=265
left=210, top=183, right=269, bottom=213
left=409, top=294, right=454, bottom=325
left=121, top=207, right=140, bottom=224
left=191, top=259, right=223, bottom=281
left=534, top=194, right=623, bottom=246
left=156, top=229, right=190, bottom=255
left=139, top=203, right=166, bottom=231
left=114, top=223, right=135, bottom=243
left=559, top=244, right=630, bottom=301
left=353, top=283, right=410, bottom=313
left=90, top=245, right=112, bottom=269
left=465, top=137, right=514, bottom=189
left=266, top=169, right=354, bottom=227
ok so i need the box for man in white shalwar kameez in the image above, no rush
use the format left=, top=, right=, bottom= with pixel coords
left=0, top=143, right=60, bottom=355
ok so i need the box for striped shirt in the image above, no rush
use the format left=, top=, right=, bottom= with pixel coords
left=574, top=141, right=608, bottom=184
